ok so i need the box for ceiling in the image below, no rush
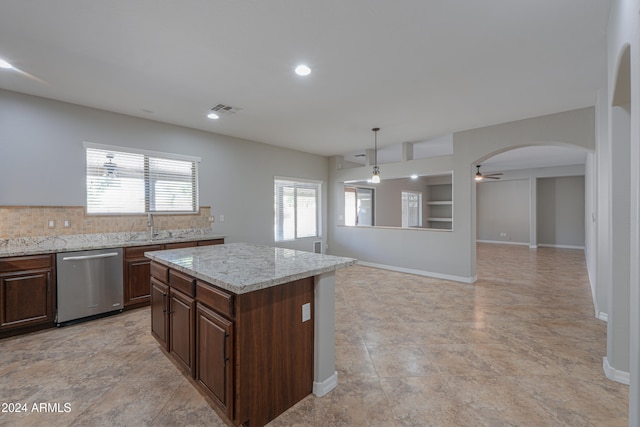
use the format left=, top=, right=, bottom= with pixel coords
left=0, top=1, right=610, bottom=161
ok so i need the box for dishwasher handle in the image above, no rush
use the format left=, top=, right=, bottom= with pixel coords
left=61, top=252, right=121, bottom=261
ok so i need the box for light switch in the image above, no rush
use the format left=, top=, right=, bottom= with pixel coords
left=302, top=303, right=311, bottom=322
left=48, top=220, right=55, bottom=228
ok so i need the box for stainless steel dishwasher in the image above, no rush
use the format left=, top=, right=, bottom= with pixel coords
left=56, top=248, right=124, bottom=325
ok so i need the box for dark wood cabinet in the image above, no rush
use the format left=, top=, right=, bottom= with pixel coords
left=124, top=239, right=223, bottom=310
left=164, top=241, right=197, bottom=250
left=197, top=239, right=225, bottom=246
left=150, top=277, right=169, bottom=350
left=124, top=244, right=163, bottom=309
left=0, top=254, right=56, bottom=337
left=169, top=287, right=195, bottom=377
left=196, top=302, right=233, bottom=416
left=234, top=277, right=314, bottom=426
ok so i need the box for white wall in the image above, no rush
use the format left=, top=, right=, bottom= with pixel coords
left=476, top=168, right=587, bottom=248
left=595, top=88, right=611, bottom=323
left=476, top=179, right=530, bottom=244
left=373, top=177, right=426, bottom=227
left=536, top=176, right=585, bottom=248
left=0, top=89, right=329, bottom=252
left=605, top=1, right=640, bottom=422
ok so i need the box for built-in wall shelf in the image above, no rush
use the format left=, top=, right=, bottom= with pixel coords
left=425, top=180, right=453, bottom=230
left=427, top=217, right=453, bottom=222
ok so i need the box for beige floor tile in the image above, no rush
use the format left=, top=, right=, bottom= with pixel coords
left=0, top=244, right=629, bottom=426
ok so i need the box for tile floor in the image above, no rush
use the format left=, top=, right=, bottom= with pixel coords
left=0, top=244, right=629, bottom=426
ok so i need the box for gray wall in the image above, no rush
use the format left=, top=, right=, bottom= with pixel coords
left=374, top=178, right=426, bottom=227
left=329, top=108, right=595, bottom=283
left=0, top=89, right=328, bottom=252
left=537, top=176, right=585, bottom=247
left=476, top=179, right=530, bottom=244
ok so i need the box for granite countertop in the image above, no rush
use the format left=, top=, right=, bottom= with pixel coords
left=0, top=229, right=225, bottom=257
left=145, top=242, right=357, bottom=294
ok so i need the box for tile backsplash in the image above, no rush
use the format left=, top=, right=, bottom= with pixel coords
left=0, top=206, right=212, bottom=239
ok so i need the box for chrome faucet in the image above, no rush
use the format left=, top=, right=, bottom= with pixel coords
left=147, top=213, right=158, bottom=240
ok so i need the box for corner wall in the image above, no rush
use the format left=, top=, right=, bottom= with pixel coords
left=606, top=0, right=640, bottom=423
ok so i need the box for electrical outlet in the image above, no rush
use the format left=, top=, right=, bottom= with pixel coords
left=63, top=220, right=70, bottom=228
left=302, top=303, right=311, bottom=322
left=208, top=216, right=215, bottom=223
left=219, top=214, right=225, bottom=222
left=48, top=220, right=55, bottom=229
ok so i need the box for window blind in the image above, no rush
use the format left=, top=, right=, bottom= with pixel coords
left=274, top=178, right=320, bottom=241
left=85, top=143, right=199, bottom=214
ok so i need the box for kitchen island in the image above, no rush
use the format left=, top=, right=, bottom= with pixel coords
left=145, top=242, right=356, bottom=427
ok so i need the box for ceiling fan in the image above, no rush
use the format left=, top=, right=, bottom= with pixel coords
left=475, top=165, right=502, bottom=181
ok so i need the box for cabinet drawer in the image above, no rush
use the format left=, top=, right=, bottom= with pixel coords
left=0, top=254, right=54, bottom=273
left=150, top=262, right=169, bottom=283
left=197, top=239, right=224, bottom=246
left=165, top=241, right=196, bottom=250
left=125, top=245, right=164, bottom=259
left=197, top=281, right=234, bottom=318
left=169, top=270, right=195, bottom=297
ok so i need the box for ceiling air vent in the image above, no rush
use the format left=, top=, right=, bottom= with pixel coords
left=210, top=103, right=243, bottom=116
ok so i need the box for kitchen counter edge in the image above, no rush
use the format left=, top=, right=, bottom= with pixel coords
left=145, top=242, right=357, bottom=294
left=0, top=231, right=226, bottom=258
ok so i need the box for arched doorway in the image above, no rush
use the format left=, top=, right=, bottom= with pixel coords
left=473, top=144, right=591, bottom=251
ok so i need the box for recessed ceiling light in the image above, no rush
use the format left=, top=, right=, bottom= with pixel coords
left=0, top=58, right=13, bottom=69
left=411, top=174, right=418, bottom=179
left=207, top=112, right=220, bottom=120
left=294, top=64, right=311, bottom=76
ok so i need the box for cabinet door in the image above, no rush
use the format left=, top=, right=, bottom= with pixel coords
left=170, top=288, right=195, bottom=377
left=196, top=302, right=233, bottom=416
left=0, top=269, right=55, bottom=330
left=124, top=245, right=163, bottom=308
left=150, top=277, right=169, bottom=350
left=124, top=258, right=152, bottom=307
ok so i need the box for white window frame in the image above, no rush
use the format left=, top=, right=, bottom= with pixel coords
left=401, top=190, right=422, bottom=228
left=84, top=142, right=200, bottom=215
left=274, top=177, right=322, bottom=242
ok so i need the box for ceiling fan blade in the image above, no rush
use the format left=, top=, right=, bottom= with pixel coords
left=484, top=176, right=501, bottom=179
left=484, top=172, right=503, bottom=177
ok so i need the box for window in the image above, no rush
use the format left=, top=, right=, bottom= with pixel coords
left=84, top=142, right=200, bottom=214
left=344, top=186, right=374, bottom=226
left=401, top=191, right=422, bottom=228
left=274, top=178, right=321, bottom=241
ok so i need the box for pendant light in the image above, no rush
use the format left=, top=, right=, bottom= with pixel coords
left=371, top=127, right=381, bottom=183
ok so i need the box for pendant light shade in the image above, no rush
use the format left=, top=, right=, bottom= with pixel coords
left=371, top=127, right=381, bottom=183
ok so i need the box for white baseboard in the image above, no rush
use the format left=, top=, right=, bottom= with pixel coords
left=603, top=357, right=630, bottom=385
left=538, top=243, right=586, bottom=250
left=313, top=371, right=338, bottom=397
left=476, top=240, right=530, bottom=246
left=477, top=241, right=586, bottom=250
left=357, top=261, right=477, bottom=284
left=598, top=312, right=608, bottom=322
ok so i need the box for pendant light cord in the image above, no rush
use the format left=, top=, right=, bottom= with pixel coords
left=372, top=127, right=380, bottom=167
